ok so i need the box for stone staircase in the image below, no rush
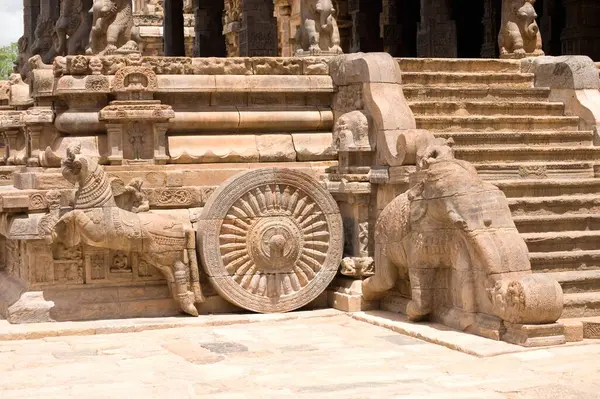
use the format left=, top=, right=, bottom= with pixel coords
left=399, top=58, right=600, bottom=319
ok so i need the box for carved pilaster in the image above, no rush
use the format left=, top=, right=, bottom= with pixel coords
left=222, top=0, right=241, bottom=57
left=274, top=0, right=293, bottom=57
left=153, top=122, right=169, bottom=164
left=481, top=0, right=499, bottom=57
left=238, top=0, right=278, bottom=56
left=106, top=123, right=124, bottom=165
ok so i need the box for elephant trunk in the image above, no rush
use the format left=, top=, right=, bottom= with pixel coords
left=466, top=229, right=563, bottom=324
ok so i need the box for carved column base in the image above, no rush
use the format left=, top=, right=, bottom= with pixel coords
left=327, top=276, right=379, bottom=312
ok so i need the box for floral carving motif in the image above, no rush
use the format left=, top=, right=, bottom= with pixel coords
left=155, top=189, right=193, bottom=206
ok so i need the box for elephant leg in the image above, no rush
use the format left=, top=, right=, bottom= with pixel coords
left=105, top=23, right=121, bottom=52
left=362, top=244, right=398, bottom=301
left=406, top=267, right=435, bottom=321
left=304, top=18, right=320, bottom=54
left=328, top=16, right=342, bottom=54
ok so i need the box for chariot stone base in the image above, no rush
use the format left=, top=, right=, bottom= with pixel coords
left=0, top=271, right=329, bottom=323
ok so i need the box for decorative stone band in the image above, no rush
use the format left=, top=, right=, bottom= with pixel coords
left=51, top=55, right=332, bottom=76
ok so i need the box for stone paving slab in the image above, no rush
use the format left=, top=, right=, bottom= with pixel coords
left=0, top=308, right=340, bottom=341
left=1, top=314, right=600, bottom=398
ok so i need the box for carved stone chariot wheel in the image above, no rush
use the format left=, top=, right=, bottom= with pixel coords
left=199, top=168, right=343, bottom=313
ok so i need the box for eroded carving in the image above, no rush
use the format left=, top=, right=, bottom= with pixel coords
left=295, top=0, right=343, bottom=55
left=87, top=0, right=140, bottom=56
left=499, top=0, right=544, bottom=58
left=48, top=144, right=205, bottom=316
left=56, top=0, right=91, bottom=56
left=362, top=138, right=563, bottom=330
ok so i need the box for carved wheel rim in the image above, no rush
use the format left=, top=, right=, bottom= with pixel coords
left=199, top=168, right=343, bottom=313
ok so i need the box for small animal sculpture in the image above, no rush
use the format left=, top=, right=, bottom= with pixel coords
left=295, top=0, right=343, bottom=55
left=498, top=0, right=544, bottom=57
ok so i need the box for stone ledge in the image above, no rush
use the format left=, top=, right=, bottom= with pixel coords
left=349, top=310, right=600, bottom=357
left=0, top=309, right=342, bottom=341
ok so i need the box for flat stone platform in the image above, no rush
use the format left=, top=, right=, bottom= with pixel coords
left=1, top=311, right=600, bottom=398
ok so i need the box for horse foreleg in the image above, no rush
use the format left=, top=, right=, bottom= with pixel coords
left=185, top=229, right=205, bottom=304
left=174, top=261, right=199, bottom=316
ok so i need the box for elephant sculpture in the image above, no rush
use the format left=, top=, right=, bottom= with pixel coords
left=86, top=0, right=140, bottom=56
left=499, top=0, right=544, bottom=58
left=362, top=137, right=563, bottom=331
left=45, top=144, right=204, bottom=316
left=295, top=0, right=343, bottom=55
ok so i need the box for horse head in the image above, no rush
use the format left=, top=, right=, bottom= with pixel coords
left=63, top=143, right=116, bottom=209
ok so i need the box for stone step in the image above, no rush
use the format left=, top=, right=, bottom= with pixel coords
left=435, top=131, right=593, bottom=147
left=545, top=270, right=600, bottom=294
left=514, top=214, right=600, bottom=233
left=397, top=58, right=521, bottom=73
left=562, top=292, right=600, bottom=318
left=401, top=72, right=534, bottom=87
left=403, top=86, right=551, bottom=102
left=453, top=146, right=600, bottom=163
left=416, top=115, right=580, bottom=132
left=474, top=162, right=594, bottom=181
left=530, top=250, right=600, bottom=273
left=494, top=179, right=600, bottom=198
left=522, top=230, right=600, bottom=253
left=409, top=101, right=565, bottom=117
left=509, top=195, right=600, bottom=216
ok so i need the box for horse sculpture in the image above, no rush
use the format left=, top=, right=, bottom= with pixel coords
left=49, top=145, right=204, bottom=316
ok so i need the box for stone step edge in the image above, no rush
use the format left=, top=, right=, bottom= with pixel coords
left=559, top=316, right=600, bottom=341
left=408, top=100, right=565, bottom=107
left=0, top=309, right=341, bottom=341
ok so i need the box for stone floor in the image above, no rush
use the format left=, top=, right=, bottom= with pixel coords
left=1, top=312, right=600, bottom=398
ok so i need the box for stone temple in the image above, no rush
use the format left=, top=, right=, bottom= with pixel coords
left=1, top=0, right=600, bottom=348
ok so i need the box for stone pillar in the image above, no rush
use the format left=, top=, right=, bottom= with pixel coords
left=349, top=0, right=383, bottom=53
left=481, top=0, right=501, bottom=57
left=23, top=0, right=40, bottom=50
left=274, top=0, right=293, bottom=57
left=194, top=0, right=226, bottom=56
left=164, top=0, right=186, bottom=56
left=561, top=0, right=600, bottom=60
left=238, top=0, right=278, bottom=56
left=40, top=0, right=60, bottom=21
left=417, top=0, right=457, bottom=58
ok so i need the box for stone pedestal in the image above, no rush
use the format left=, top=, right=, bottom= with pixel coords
left=417, top=0, right=457, bottom=58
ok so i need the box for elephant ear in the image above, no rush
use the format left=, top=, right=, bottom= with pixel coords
left=409, top=199, right=428, bottom=226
